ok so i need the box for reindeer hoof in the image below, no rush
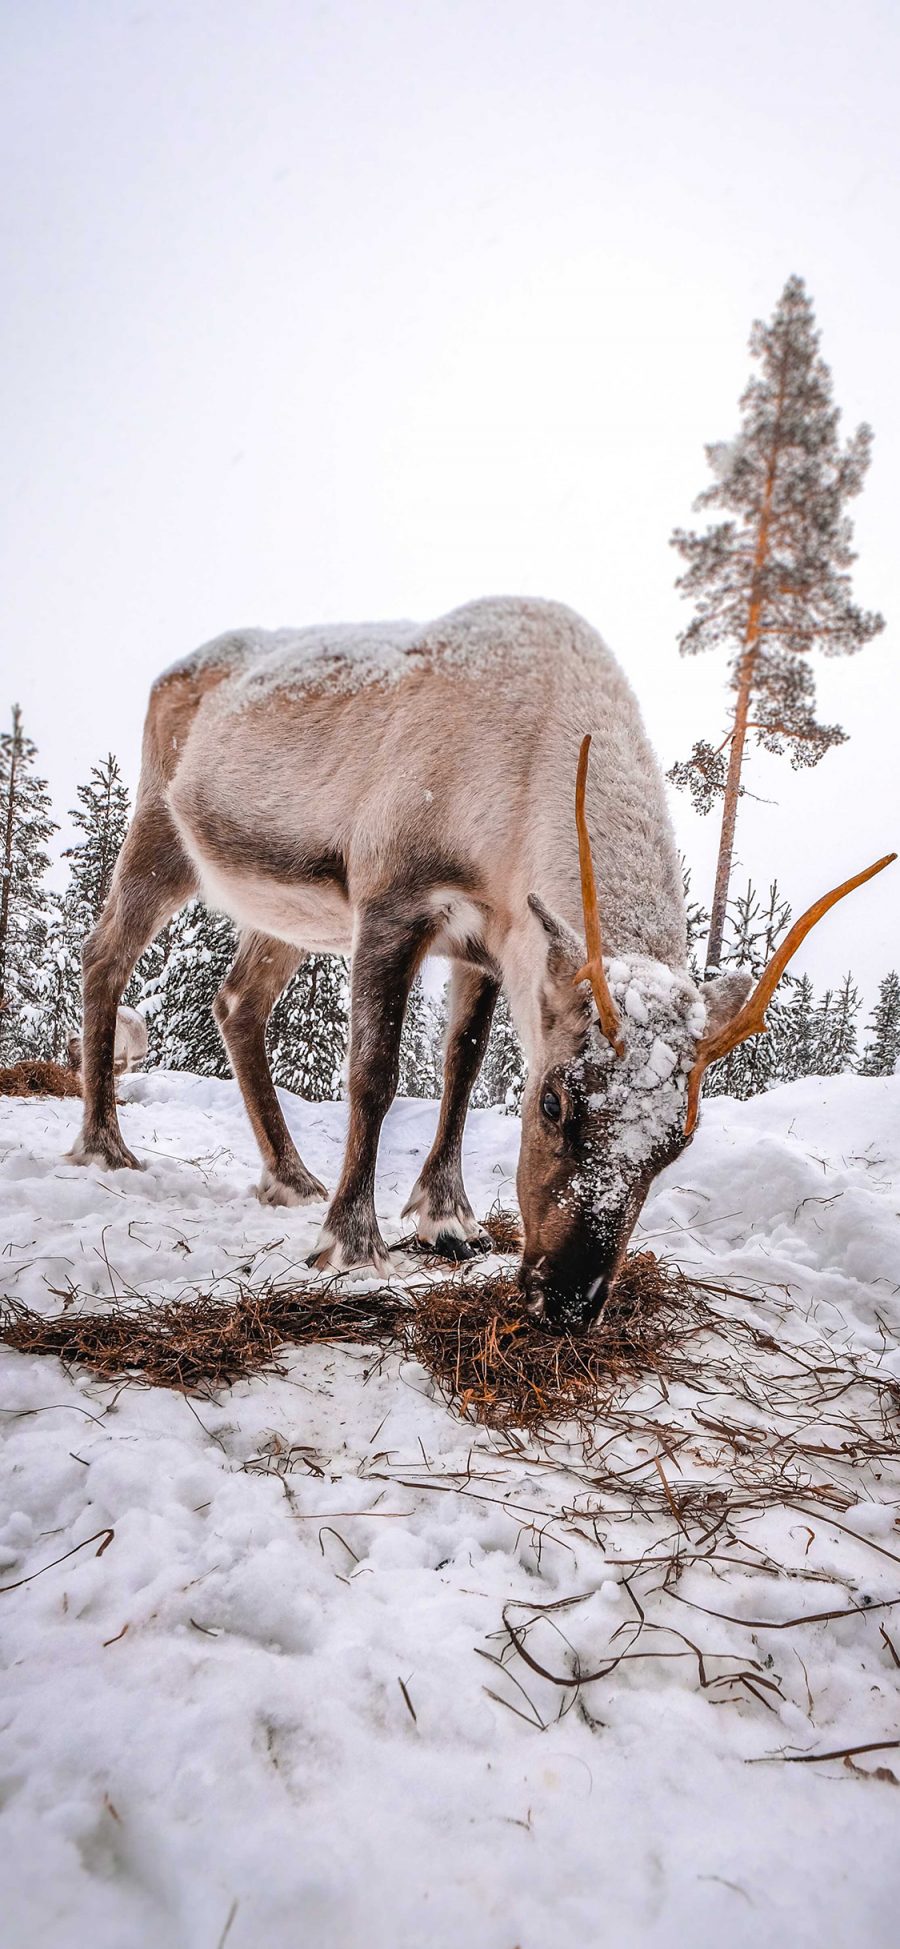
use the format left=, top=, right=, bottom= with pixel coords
left=307, top=1216, right=398, bottom=1279
left=409, top=1201, right=492, bottom=1258
left=433, top=1229, right=490, bottom=1261
left=258, top=1166, right=327, bottom=1208
left=67, top=1130, right=143, bottom=1173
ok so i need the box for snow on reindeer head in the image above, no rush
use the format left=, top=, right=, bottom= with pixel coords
left=515, top=737, right=896, bottom=1334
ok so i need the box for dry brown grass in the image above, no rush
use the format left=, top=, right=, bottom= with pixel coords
left=0, top=1059, right=81, bottom=1098
left=480, top=1206, right=524, bottom=1254
left=409, top=1253, right=688, bottom=1427
left=0, top=1249, right=691, bottom=1428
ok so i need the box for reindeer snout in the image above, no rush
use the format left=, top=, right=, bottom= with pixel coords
left=519, top=1260, right=611, bottom=1335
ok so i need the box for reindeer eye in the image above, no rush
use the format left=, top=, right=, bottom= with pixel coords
left=541, top=1089, right=562, bottom=1123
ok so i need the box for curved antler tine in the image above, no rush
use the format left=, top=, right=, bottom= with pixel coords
left=684, top=850, right=897, bottom=1136
left=572, top=734, right=625, bottom=1055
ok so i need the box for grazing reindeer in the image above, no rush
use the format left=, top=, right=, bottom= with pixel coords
left=68, top=1004, right=148, bottom=1077
left=69, top=598, right=893, bottom=1331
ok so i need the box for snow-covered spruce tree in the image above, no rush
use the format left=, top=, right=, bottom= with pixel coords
left=810, top=972, right=861, bottom=1076
left=810, top=988, right=835, bottom=1076
left=773, top=972, right=817, bottom=1083
left=668, top=276, right=883, bottom=972
left=830, top=972, right=862, bottom=1073
left=0, top=705, right=57, bottom=1062
left=704, top=879, right=793, bottom=1100
left=680, top=857, right=710, bottom=982
left=397, top=973, right=445, bottom=1098
left=33, top=754, right=135, bottom=1053
left=33, top=898, right=82, bottom=1061
left=857, top=971, right=900, bottom=1076
left=138, top=898, right=351, bottom=1095
left=475, top=989, right=526, bottom=1113
left=138, top=899, right=237, bottom=1076
left=64, top=754, right=130, bottom=931
left=268, top=956, right=350, bottom=1100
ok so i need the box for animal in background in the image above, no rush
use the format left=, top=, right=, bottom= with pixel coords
left=68, top=1004, right=148, bottom=1078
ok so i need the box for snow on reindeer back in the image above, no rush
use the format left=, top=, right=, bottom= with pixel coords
left=162, top=598, right=594, bottom=704
left=163, top=619, right=423, bottom=699
left=570, top=955, right=705, bottom=1217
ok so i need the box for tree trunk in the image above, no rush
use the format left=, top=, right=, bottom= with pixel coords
left=705, top=648, right=755, bottom=970
left=705, top=378, right=786, bottom=971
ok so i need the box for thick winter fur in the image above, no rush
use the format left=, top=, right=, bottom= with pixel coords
left=150, top=598, right=686, bottom=985
left=71, top=597, right=745, bottom=1322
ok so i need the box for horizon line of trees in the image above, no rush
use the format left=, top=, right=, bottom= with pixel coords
left=1, top=707, right=898, bottom=1102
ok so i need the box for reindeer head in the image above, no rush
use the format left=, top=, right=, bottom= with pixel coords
left=517, top=737, right=895, bottom=1333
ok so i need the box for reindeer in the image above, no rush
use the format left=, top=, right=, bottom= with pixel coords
left=68, top=1004, right=148, bottom=1077
left=69, top=598, right=893, bottom=1330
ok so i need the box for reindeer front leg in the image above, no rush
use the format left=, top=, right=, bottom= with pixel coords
left=403, top=962, right=498, bottom=1257
left=309, top=900, right=433, bottom=1275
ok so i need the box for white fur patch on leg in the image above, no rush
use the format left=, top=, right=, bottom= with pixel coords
left=402, top=1180, right=490, bottom=1250
left=66, top=1132, right=143, bottom=1173
left=257, top=1167, right=325, bottom=1209
left=307, top=1224, right=398, bottom=1279
left=413, top=1209, right=467, bottom=1247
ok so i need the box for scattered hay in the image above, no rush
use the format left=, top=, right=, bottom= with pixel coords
left=0, top=1285, right=403, bottom=1394
left=0, top=1248, right=690, bottom=1428
left=0, top=1059, right=81, bottom=1099
left=407, top=1252, right=689, bottom=1428
left=480, top=1206, right=523, bottom=1254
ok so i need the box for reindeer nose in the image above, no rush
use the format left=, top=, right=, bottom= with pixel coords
left=519, top=1263, right=608, bottom=1335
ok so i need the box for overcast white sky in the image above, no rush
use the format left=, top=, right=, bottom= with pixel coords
left=2, top=0, right=897, bottom=999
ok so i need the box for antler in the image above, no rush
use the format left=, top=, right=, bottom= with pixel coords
left=573, top=734, right=625, bottom=1055
left=684, top=851, right=897, bottom=1136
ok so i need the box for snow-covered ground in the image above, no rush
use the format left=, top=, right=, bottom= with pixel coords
left=2, top=1071, right=899, bottom=1949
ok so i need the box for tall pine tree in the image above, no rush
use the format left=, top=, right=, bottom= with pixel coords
left=0, top=705, right=57, bottom=1061
left=668, top=276, right=883, bottom=969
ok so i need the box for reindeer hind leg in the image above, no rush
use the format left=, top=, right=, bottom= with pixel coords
left=213, top=932, right=327, bottom=1206
left=71, top=798, right=197, bottom=1170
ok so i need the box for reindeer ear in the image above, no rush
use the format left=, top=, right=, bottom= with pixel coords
left=528, top=894, right=592, bottom=1037
left=527, top=894, right=585, bottom=979
left=701, top=971, right=754, bottom=1036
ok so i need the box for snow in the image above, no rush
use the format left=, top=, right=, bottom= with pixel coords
left=165, top=617, right=422, bottom=701
left=161, top=596, right=608, bottom=709
left=2, top=1071, right=900, bottom=1948
left=570, top=954, right=701, bottom=1214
